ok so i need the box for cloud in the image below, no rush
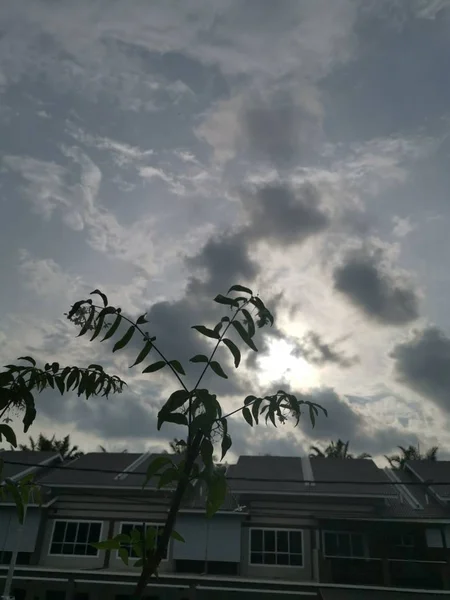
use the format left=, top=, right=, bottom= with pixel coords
left=333, top=244, right=420, bottom=325
left=293, top=331, right=358, bottom=369
left=391, top=326, right=450, bottom=412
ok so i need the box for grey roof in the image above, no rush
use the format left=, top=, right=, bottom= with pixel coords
left=227, top=456, right=396, bottom=498
left=0, top=451, right=61, bottom=481
left=320, top=589, right=450, bottom=600
left=380, top=468, right=450, bottom=520
left=406, top=460, right=450, bottom=500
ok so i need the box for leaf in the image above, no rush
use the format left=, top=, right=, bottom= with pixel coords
left=118, top=547, right=129, bottom=565
left=210, top=361, right=228, bottom=379
left=213, top=294, right=239, bottom=307
left=0, top=424, right=17, bottom=447
left=17, top=356, right=36, bottom=366
left=223, top=338, right=241, bottom=368
left=90, top=307, right=115, bottom=341
left=309, top=404, right=316, bottom=428
left=92, top=539, right=120, bottom=550
left=251, top=397, right=263, bottom=425
left=190, top=354, right=209, bottom=363
left=143, top=456, right=173, bottom=488
left=158, top=412, right=188, bottom=430
left=130, top=340, right=153, bottom=368
left=242, top=407, right=253, bottom=426
left=242, top=308, right=255, bottom=338
left=90, top=289, right=108, bottom=307
left=158, top=467, right=178, bottom=489
left=206, top=474, right=227, bottom=518
left=191, top=325, right=220, bottom=340
left=227, top=284, right=253, bottom=295
left=142, top=361, right=166, bottom=374
left=6, top=483, right=24, bottom=524
left=66, top=369, right=78, bottom=392
left=169, top=360, right=185, bottom=375
left=171, top=530, right=185, bottom=543
left=55, top=376, right=65, bottom=395
left=113, top=326, right=135, bottom=353
left=22, top=389, right=36, bottom=433
left=221, top=432, right=232, bottom=460
left=136, top=313, right=148, bottom=325
left=160, top=390, right=190, bottom=415
left=231, top=321, right=258, bottom=352
left=201, top=438, right=214, bottom=467
left=78, top=305, right=96, bottom=337
left=51, top=362, right=59, bottom=374
left=100, top=313, right=121, bottom=342
left=134, top=558, right=144, bottom=568
left=244, top=395, right=257, bottom=406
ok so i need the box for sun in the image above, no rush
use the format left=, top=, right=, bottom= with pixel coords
left=257, top=338, right=319, bottom=390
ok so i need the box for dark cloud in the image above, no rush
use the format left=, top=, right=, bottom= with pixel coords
left=241, top=92, right=321, bottom=167
left=391, top=326, right=450, bottom=412
left=242, top=183, right=329, bottom=245
left=293, top=331, right=359, bottom=369
left=333, top=247, right=420, bottom=325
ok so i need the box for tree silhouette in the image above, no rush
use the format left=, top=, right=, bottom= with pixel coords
left=385, top=444, right=438, bottom=470
left=19, top=433, right=83, bottom=459
left=309, top=439, right=371, bottom=459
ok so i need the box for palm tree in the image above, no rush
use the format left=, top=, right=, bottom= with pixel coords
left=385, top=444, right=439, bottom=470
left=98, top=445, right=128, bottom=453
left=309, top=439, right=371, bottom=459
left=19, top=433, right=83, bottom=459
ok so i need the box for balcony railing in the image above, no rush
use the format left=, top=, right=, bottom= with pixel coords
left=324, top=556, right=447, bottom=590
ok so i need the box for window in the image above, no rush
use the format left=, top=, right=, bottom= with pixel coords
left=426, top=528, right=444, bottom=548
left=323, top=531, right=364, bottom=558
left=49, top=521, right=102, bottom=556
left=250, top=529, right=303, bottom=567
left=119, top=523, right=167, bottom=560
left=394, top=533, right=414, bottom=548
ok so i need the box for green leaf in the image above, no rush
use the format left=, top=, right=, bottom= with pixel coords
left=206, top=474, right=227, bottom=518
left=136, top=313, right=148, bottom=325
left=92, top=539, right=120, bottom=550
left=190, top=354, right=209, bottom=363
left=160, top=390, right=190, bottom=415
left=17, top=356, right=36, bottom=366
left=134, top=558, right=144, bottom=568
left=213, top=294, right=239, bottom=307
left=210, top=361, right=228, bottom=379
left=171, top=530, right=185, bottom=543
left=113, top=326, right=135, bottom=352
left=201, top=438, right=214, bottom=467
left=78, top=305, right=96, bottom=337
left=158, top=412, right=188, bottom=430
left=191, top=325, right=220, bottom=340
left=6, top=483, right=24, bottom=523
left=55, top=376, right=65, bottom=395
left=118, top=547, right=129, bottom=565
left=221, top=432, right=232, bottom=460
left=158, top=467, right=178, bottom=489
left=251, top=397, right=263, bottom=424
left=231, top=321, right=258, bottom=352
left=143, top=456, right=173, bottom=488
left=90, top=289, right=108, bottom=307
left=242, top=308, right=255, bottom=338
left=0, top=424, right=17, bottom=447
left=222, top=338, right=241, bottom=368
left=227, top=284, right=252, bottom=295
left=169, top=360, right=185, bottom=375
left=130, top=340, right=153, bottom=368
left=142, top=361, right=166, bottom=374
left=242, top=407, right=253, bottom=426
left=22, top=388, right=36, bottom=433
left=101, top=312, right=121, bottom=342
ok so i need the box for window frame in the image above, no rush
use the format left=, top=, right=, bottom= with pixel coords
left=116, top=522, right=169, bottom=562
left=248, top=527, right=304, bottom=568
left=48, top=519, right=103, bottom=558
left=322, top=530, right=366, bottom=559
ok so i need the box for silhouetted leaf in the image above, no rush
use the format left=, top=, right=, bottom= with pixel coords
left=0, top=424, right=17, bottom=447
left=136, top=313, right=148, bottom=325
left=160, top=390, right=190, bottom=415
left=190, top=354, right=208, bottom=363
left=169, top=360, right=185, bottom=375
left=223, top=338, right=241, bottom=367
left=17, top=356, right=36, bottom=366
left=101, top=313, right=121, bottom=342
left=251, top=397, right=263, bottom=424
left=171, top=530, right=185, bottom=543
left=78, top=305, right=96, bottom=337
left=231, top=321, right=258, bottom=351
left=242, top=407, right=253, bottom=426
left=90, top=289, right=108, bottom=307
left=227, top=284, right=252, bottom=295
left=130, top=340, right=153, bottom=368
left=191, top=325, right=220, bottom=340
left=221, top=432, right=232, bottom=460
left=158, top=412, right=188, bottom=430
left=142, top=361, right=166, bottom=373
left=143, top=456, right=173, bottom=488
left=242, top=308, right=255, bottom=338
left=206, top=473, right=227, bottom=518
left=118, top=547, right=129, bottom=565
left=214, top=294, right=239, bottom=307
left=210, top=361, right=227, bottom=379
left=113, top=326, right=135, bottom=352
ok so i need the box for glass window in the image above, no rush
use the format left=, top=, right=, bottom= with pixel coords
left=426, top=528, right=444, bottom=548
left=324, top=531, right=365, bottom=558
left=119, top=523, right=167, bottom=560
left=250, top=529, right=303, bottom=567
left=49, top=521, right=102, bottom=556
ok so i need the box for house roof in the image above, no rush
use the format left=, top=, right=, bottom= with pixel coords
left=0, top=451, right=61, bottom=482
left=227, top=456, right=397, bottom=498
left=406, top=460, right=450, bottom=501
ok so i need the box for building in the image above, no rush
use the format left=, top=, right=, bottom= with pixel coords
left=2, top=451, right=450, bottom=600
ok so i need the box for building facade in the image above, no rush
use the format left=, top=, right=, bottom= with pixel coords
left=2, top=450, right=450, bottom=600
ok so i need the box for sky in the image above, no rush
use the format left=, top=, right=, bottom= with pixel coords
left=1, top=0, right=450, bottom=463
